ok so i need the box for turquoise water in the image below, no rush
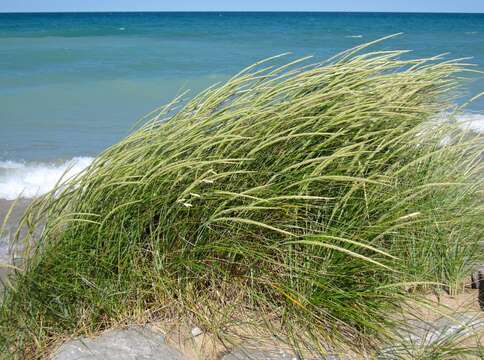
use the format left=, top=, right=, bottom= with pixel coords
left=0, top=12, right=483, bottom=198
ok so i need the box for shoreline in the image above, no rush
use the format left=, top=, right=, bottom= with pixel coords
left=0, top=198, right=31, bottom=284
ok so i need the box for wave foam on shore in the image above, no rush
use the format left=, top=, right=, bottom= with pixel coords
left=0, top=113, right=483, bottom=201
left=0, top=157, right=93, bottom=200
left=455, top=113, right=484, bottom=133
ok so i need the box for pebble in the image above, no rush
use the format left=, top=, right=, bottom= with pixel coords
left=191, top=326, right=203, bottom=337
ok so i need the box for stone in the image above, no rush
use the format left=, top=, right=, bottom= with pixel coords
left=470, top=265, right=484, bottom=310
left=471, top=265, right=484, bottom=289
left=221, top=340, right=344, bottom=360
left=52, top=325, right=189, bottom=360
left=222, top=347, right=297, bottom=360
left=190, top=326, right=203, bottom=337
left=379, top=313, right=484, bottom=358
left=402, top=313, right=482, bottom=343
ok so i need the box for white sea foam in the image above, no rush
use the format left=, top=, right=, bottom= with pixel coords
left=455, top=113, right=484, bottom=133
left=0, top=157, right=94, bottom=200
left=421, top=112, right=484, bottom=145
left=0, top=113, right=482, bottom=201
left=346, top=35, right=363, bottom=38
left=430, top=112, right=484, bottom=132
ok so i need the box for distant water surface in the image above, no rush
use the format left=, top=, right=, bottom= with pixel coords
left=1, top=12, right=483, bottom=199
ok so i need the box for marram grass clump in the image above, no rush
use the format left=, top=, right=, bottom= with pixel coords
left=1, top=38, right=483, bottom=358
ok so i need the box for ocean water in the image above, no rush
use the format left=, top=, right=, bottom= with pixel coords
left=1, top=12, right=484, bottom=200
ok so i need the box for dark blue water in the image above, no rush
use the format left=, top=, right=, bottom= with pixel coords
left=0, top=12, right=483, bottom=168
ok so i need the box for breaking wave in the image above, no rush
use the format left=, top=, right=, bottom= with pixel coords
left=0, top=157, right=94, bottom=200
left=0, top=113, right=483, bottom=201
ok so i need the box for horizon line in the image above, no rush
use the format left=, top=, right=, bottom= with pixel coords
left=1, top=10, right=483, bottom=15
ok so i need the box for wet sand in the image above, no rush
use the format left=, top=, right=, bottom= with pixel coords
left=0, top=198, right=31, bottom=241
left=0, top=198, right=31, bottom=285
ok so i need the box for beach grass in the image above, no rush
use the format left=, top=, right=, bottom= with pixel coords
left=0, top=37, right=483, bottom=358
